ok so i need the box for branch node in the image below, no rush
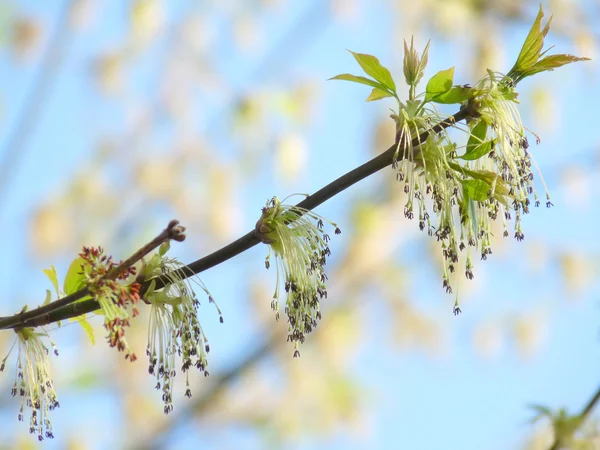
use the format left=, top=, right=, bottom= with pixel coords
left=167, top=219, right=186, bottom=242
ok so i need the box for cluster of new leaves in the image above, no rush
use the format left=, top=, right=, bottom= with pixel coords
left=529, top=404, right=589, bottom=449
left=141, top=242, right=221, bottom=414
left=255, top=196, right=341, bottom=356
left=331, top=5, right=588, bottom=312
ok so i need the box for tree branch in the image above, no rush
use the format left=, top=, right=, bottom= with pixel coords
left=0, top=220, right=187, bottom=329
left=0, top=108, right=468, bottom=330
left=548, top=385, right=600, bottom=450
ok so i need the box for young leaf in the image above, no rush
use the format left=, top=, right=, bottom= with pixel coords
left=366, top=87, right=394, bottom=102
left=43, top=289, right=52, bottom=306
left=329, top=73, right=389, bottom=90
left=70, top=315, right=95, bottom=345
left=529, top=404, right=553, bottom=423
left=430, top=85, right=476, bottom=104
left=159, top=241, right=170, bottom=257
left=510, top=5, right=550, bottom=77
left=424, top=67, right=454, bottom=102
left=403, top=37, right=431, bottom=87
left=527, top=53, right=590, bottom=77
left=43, top=265, right=60, bottom=297
left=460, top=119, right=492, bottom=161
left=461, top=140, right=495, bottom=161
left=347, top=51, right=396, bottom=93
left=461, top=178, right=490, bottom=202
left=507, top=5, right=589, bottom=84
left=64, top=256, right=86, bottom=295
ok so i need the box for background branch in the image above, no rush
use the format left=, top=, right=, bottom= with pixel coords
left=548, top=385, right=600, bottom=450
left=0, top=0, right=74, bottom=220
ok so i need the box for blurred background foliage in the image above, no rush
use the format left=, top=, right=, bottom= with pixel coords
left=0, top=1, right=598, bottom=449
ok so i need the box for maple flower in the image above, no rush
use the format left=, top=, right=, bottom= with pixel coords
left=80, top=246, right=141, bottom=361
left=255, top=196, right=340, bottom=356
left=142, top=243, right=220, bottom=413
left=1, top=328, right=59, bottom=441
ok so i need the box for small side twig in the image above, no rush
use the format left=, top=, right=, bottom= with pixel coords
left=0, top=220, right=186, bottom=329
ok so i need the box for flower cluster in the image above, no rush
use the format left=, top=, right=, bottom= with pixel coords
left=1, top=328, right=59, bottom=441
left=142, top=242, right=220, bottom=414
left=79, top=246, right=141, bottom=361
left=331, top=7, right=587, bottom=312
left=255, top=196, right=341, bottom=356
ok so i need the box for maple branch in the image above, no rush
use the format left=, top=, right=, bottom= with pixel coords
left=0, top=108, right=469, bottom=330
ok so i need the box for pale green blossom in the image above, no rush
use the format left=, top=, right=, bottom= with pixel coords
left=142, top=243, right=219, bottom=413
left=1, top=328, right=59, bottom=440
left=255, top=196, right=340, bottom=356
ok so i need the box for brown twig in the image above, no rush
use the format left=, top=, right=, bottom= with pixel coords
left=0, top=219, right=187, bottom=329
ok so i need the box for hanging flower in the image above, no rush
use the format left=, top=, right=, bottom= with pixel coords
left=255, top=196, right=341, bottom=356
left=1, top=328, right=59, bottom=441
left=142, top=242, right=220, bottom=413
left=79, top=246, right=141, bottom=361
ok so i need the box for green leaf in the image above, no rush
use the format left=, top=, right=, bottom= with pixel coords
left=460, top=119, right=495, bottom=160
left=329, top=73, right=388, bottom=90
left=529, top=404, right=553, bottom=423
left=63, top=256, right=86, bottom=295
left=461, top=178, right=490, bottom=202
left=159, top=241, right=170, bottom=256
left=424, top=67, right=454, bottom=102
left=43, top=266, right=60, bottom=296
left=467, top=119, right=487, bottom=151
left=348, top=50, right=396, bottom=93
left=43, top=289, right=52, bottom=306
left=507, top=5, right=590, bottom=84
left=527, top=53, right=590, bottom=77
left=366, top=87, right=394, bottom=102
left=430, top=86, right=476, bottom=104
left=70, top=315, right=95, bottom=345
left=461, top=141, right=495, bottom=161
left=510, top=5, right=550, bottom=76
left=403, top=38, right=431, bottom=87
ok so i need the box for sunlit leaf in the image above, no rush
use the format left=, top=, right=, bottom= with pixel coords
left=461, top=141, right=495, bottom=161
left=461, top=119, right=495, bottom=160
left=43, top=265, right=60, bottom=296
left=529, top=403, right=553, bottom=423
left=348, top=50, right=396, bottom=93
left=43, top=289, right=52, bottom=306
left=431, top=86, right=476, bottom=104
left=329, top=73, right=388, bottom=90
left=70, top=315, right=95, bottom=345
left=528, top=54, right=590, bottom=76
left=507, top=5, right=590, bottom=83
left=64, top=256, right=86, bottom=295
left=461, top=178, right=490, bottom=201
left=424, top=67, right=454, bottom=102
left=510, top=5, right=550, bottom=77
left=366, top=87, right=394, bottom=102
